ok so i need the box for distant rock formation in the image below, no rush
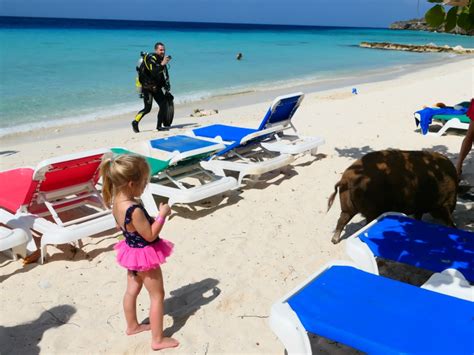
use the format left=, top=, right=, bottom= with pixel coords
left=390, top=18, right=473, bottom=36
left=360, top=42, right=474, bottom=54
left=390, top=18, right=474, bottom=36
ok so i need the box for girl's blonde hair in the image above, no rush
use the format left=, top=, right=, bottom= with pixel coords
left=100, top=154, right=150, bottom=208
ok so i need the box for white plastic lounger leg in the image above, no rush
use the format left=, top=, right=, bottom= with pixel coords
left=429, top=119, right=468, bottom=137
left=0, top=227, right=28, bottom=260
left=141, top=186, right=159, bottom=216
left=270, top=303, right=312, bottom=355
left=345, top=236, right=379, bottom=275
left=37, top=213, right=115, bottom=264
left=11, top=243, right=27, bottom=259
left=431, top=120, right=453, bottom=137
left=40, top=244, right=47, bottom=265
left=27, top=237, right=37, bottom=253
left=421, top=269, right=474, bottom=301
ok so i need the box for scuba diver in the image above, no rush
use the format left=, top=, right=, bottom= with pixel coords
left=133, top=42, right=172, bottom=133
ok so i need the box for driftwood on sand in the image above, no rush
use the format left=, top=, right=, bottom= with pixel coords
left=190, top=108, right=219, bottom=117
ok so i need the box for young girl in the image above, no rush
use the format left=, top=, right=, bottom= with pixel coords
left=100, top=154, right=179, bottom=351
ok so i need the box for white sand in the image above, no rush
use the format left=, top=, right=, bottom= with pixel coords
left=0, top=58, right=473, bottom=354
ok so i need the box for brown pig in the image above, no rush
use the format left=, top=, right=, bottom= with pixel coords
left=328, top=150, right=458, bottom=244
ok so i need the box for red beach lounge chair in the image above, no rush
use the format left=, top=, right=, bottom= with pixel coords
left=0, top=149, right=115, bottom=263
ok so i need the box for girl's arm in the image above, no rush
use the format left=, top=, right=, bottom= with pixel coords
left=132, top=203, right=171, bottom=242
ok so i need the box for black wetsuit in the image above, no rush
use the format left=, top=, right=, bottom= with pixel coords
left=135, top=54, right=170, bottom=129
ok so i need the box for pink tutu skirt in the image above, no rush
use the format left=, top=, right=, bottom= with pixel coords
left=114, top=238, right=174, bottom=272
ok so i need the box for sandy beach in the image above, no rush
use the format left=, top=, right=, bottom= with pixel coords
left=0, top=57, right=473, bottom=354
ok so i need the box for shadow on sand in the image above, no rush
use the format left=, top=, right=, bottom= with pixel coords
left=142, top=278, right=221, bottom=337
left=0, top=305, right=77, bottom=355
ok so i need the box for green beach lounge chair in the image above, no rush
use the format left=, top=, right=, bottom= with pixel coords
left=111, top=135, right=238, bottom=215
left=416, top=101, right=471, bottom=137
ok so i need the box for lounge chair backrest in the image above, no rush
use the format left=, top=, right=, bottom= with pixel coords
left=0, top=149, right=110, bottom=215
left=0, top=168, right=39, bottom=213
left=258, top=92, right=304, bottom=130
left=33, top=149, right=109, bottom=194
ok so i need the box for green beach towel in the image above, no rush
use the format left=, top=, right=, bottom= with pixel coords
left=111, top=148, right=170, bottom=175
left=432, top=114, right=470, bottom=124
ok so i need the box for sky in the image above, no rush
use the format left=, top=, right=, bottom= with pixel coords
left=0, top=0, right=433, bottom=28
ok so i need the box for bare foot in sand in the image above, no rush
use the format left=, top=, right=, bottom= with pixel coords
left=151, top=337, right=179, bottom=351
left=126, top=323, right=151, bottom=335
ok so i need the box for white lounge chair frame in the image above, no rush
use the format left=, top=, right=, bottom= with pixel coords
left=429, top=117, right=469, bottom=137
left=344, top=212, right=473, bottom=301
left=0, top=149, right=116, bottom=264
left=133, top=142, right=238, bottom=215
left=0, top=226, right=29, bottom=260
left=421, top=268, right=473, bottom=302
left=188, top=131, right=295, bottom=186
left=141, top=162, right=238, bottom=215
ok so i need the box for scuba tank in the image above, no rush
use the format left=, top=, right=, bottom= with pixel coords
left=135, top=76, right=143, bottom=97
left=135, top=52, right=147, bottom=97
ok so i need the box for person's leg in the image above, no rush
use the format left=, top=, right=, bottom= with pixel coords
left=456, top=120, right=474, bottom=177
left=142, top=267, right=179, bottom=350
left=153, top=90, right=167, bottom=131
left=123, top=271, right=150, bottom=335
left=132, top=91, right=153, bottom=133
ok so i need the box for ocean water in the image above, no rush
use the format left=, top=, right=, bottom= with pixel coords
left=1, top=17, right=473, bottom=134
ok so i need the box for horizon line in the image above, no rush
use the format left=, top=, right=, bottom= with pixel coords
left=0, top=15, right=386, bottom=30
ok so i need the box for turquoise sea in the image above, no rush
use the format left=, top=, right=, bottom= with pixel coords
left=0, top=17, right=472, bottom=135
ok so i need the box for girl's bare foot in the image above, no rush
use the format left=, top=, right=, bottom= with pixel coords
left=151, top=337, right=179, bottom=350
left=126, top=323, right=151, bottom=335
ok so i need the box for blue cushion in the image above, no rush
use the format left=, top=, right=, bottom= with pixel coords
left=288, top=265, right=474, bottom=354
left=192, top=124, right=258, bottom=142
left=258, top=94, right=302, bottom=130
left=149, top=135, right=217, bottom=153
left=358, top=215, right=474, bottom=282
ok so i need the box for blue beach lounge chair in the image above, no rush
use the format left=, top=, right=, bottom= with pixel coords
left=269, top=260, right=474, bottom=355
left=414, top=101, right=470, bottom=136
left=188, top=93, right=326, bottom=185
left=345, top=212, right=474, bottom=300
left=113, top=135, right=238, bottom=215
left=191, top=92, right=325, bottom=155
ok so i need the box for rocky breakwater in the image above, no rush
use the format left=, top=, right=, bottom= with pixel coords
left=360, top=42, right=474, bottom=54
